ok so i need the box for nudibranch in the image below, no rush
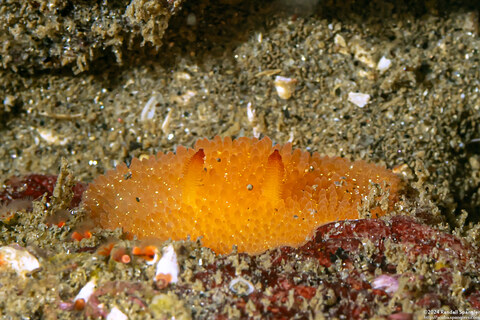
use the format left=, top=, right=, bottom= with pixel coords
left=82, top=136, right=402, bottom=255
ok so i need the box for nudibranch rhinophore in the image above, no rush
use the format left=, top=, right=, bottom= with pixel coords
left=82, top=136, right=402, bottom=255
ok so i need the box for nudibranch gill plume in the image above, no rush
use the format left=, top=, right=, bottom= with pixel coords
left=82, top=136, right=402, bottom=254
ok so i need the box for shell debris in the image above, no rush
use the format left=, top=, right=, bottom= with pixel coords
left=229, top=276, right=255, bottom=296
left=35, top=127, right=70, bottom=146
left=133, top=245, right=160, bottom=266
left=74, top=278, right=97, bottom=306
left=0, top=245, right=40, bottom=277
left=246, top=102, right=255, bottom=124
left=141, top=94, right=163, bottom=122
left=106, top=306, right=128, bottom=320
left=348, top=92, right=370, bottom=108
left=173, top=71, right=192, bottom=81
left=161, top=108, right=173, bottom=134
left=274, top=76, right=297, bottom=100
left=155, top=244, right=179, bottom=287
left=371, top=274, right=399, bottom=294
left=246, top=102, right=262, bottom=138
left=377, top=56, right=392, bottom=74
left=334, top=34, right=349, bottom=55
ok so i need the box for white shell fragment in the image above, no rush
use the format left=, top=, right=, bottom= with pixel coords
left=173, top=71, right=192, bottom=81
left=377, top=56, right=392, bottom=73
left=348, top=92, right=370, bottom=108
left=140, top=94, right=163, bottom=122
left=36, top=128, right=69, bottom=146
left=371, top=274, right=399, bottom=294
left=274, top=76, right=297, bottom=100
left=246, top=102, right=263, bottom=138
left=74, top=278, right=97, bottom=304
left=333, top=34, right=349, bottom=55
left=229, top=276, right=255, bottom=296
left=106, top=307, right=128, bottom=320
left=246, top=102, right=255, bottom=124
left=155, top=244, right=179, bottom=284
left=146, top=247, right=160, bottom=266
left=0, top=246, right=40, bottom=277
left=161, top=108, right=173, bottom=134
left=334, top=34, right=347, bottom=48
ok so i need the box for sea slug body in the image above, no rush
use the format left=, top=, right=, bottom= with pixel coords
left=82, top=136, right=402, bottom=255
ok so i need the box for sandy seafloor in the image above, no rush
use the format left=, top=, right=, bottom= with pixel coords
left=1, top=0, right=480, bottom=319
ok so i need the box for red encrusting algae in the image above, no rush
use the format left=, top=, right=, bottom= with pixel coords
left=82, top=136, right=402, bottom=254
left=179, top=216, right=480, bottom=319
left=0, top=174, right=85, bottom=207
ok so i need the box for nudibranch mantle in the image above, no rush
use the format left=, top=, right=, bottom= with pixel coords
left=82, top=136, right=401, bottom=254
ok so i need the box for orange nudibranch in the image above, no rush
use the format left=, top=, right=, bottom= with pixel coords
left=82, top=136, right=402, bottom=255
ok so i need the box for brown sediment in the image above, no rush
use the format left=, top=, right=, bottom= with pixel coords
left=0, top=0, right=183, bottom=73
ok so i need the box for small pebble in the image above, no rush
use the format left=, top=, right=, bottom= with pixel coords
left=186, top=13, right=197, bottom=26
left=106, top=307, right=128, bottom=320
left=334, top=34, right=347, bottom=48
left=274, top=76, right=297, bottom=100
left=348, top=92, right=370, bottom=108
left=377, top=56, right=392, bottom=73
